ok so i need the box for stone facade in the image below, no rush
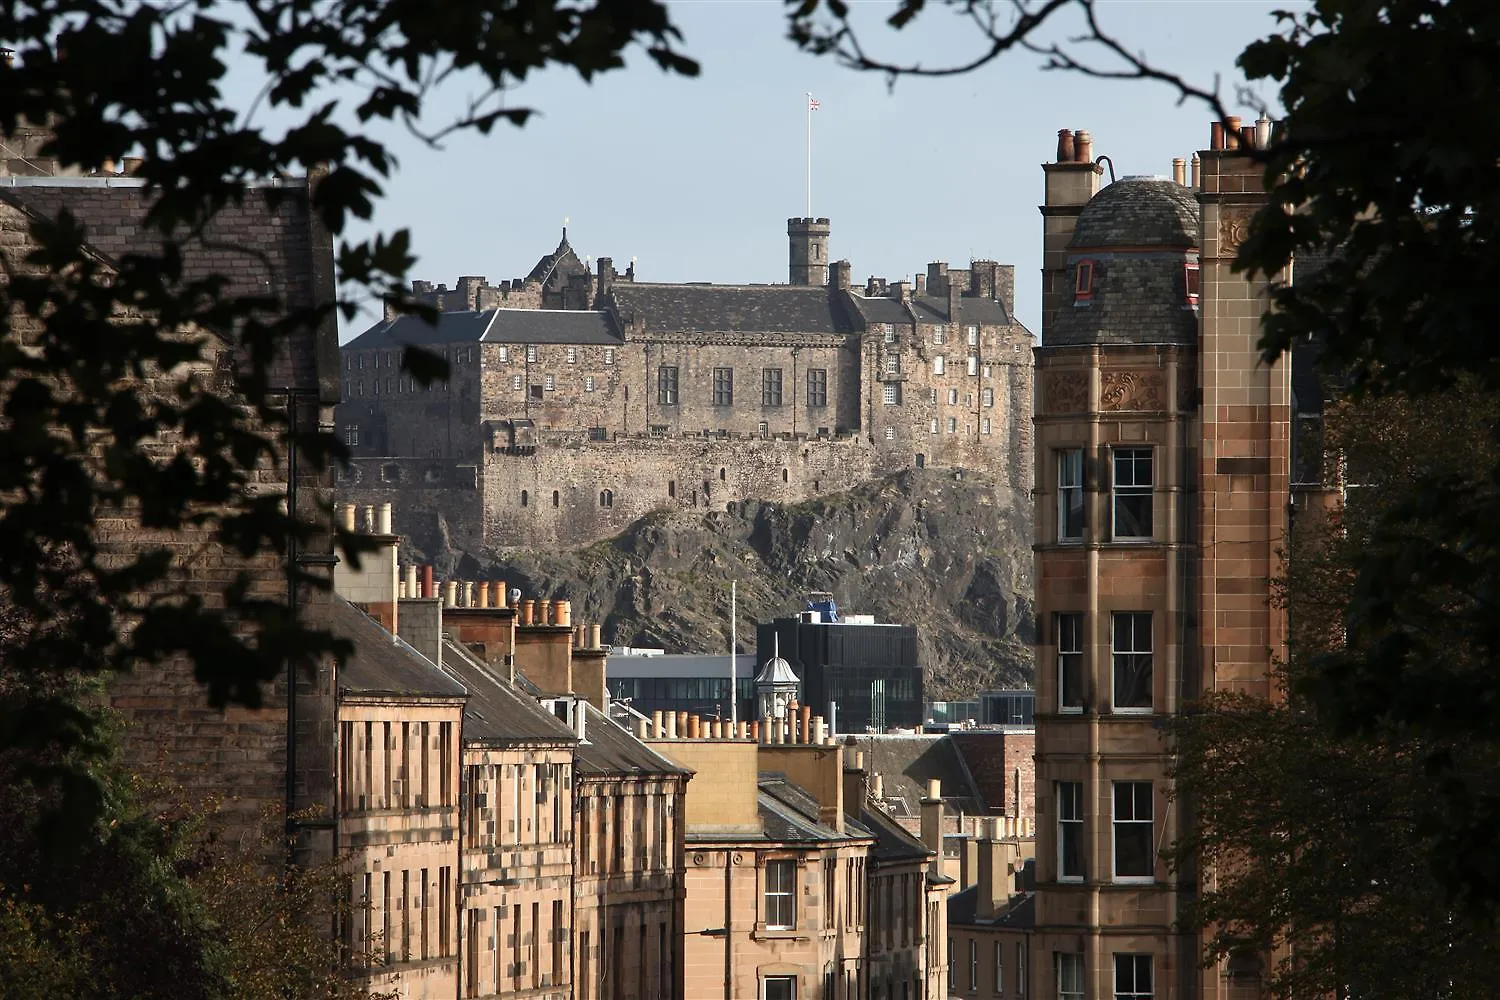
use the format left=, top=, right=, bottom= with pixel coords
left=1029, top=125, right=1288, bottom=1000
left=335, top=222, right=1034, bottom=550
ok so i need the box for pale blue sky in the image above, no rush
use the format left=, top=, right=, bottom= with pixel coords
left=281, top=1, right=1294, bottom=337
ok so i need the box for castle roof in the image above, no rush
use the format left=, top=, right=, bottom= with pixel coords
left=1069, top=176, right=1199, bottom=249
left=344, top=307, right=622, bottom=351
left=608, top=282, right=858, bottom=336
left=848, top=291, right=1013, bottom=329
left=527, top=228, right=587, bottom=286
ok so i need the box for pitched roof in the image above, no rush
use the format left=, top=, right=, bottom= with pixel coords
left=849, top=294, right=912, bottom=326
left=526, top=232, right=586, bottom=286
left=946, top=886, right=1035, bottom=929
left=845, top=734, right=986, bottom=818
left=859, top=803, right=934, bottom=863
left=609, top=283, right=859, bottom=336
left=438, top=637, right=576, bottom=745
left=758, top=774, right=876, bottom=844
left=575, top=702, right=690, bottom=777
left=332, top=597, right=468, bottom=699
left=344, top=308, right=622, bottom=351
left=909, top=295, right=1013, bottom=327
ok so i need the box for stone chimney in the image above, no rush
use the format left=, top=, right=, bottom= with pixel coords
left=333, top=502, right=400, bottom=633
left=828, top=259, right=852, bottom=291
left=1041, top=126, right=1105, bottom=337
left=920, top=778, right=944, bottom=873
left=975, top=837, right=1010, bottom=920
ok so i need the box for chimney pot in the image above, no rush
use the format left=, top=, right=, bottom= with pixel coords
left=588, top=624, right=601, bottom=649
left=462, top=581, right=474, bottom=608
left=362, top=505, right=376, bottom=533
left=1056, top=128, right=1076, bottom=163
left=1172, top=157, right=1186, bottom=186
left=555, top=600, right=572, bottom=627
left=666, top=712, right=678, bottom=739
left=377, top=502, right=392, bottom=535
left=421, top=565, right=434, bottom=599
left=750, top=720, right=760, bottom=742
left=341, top=503, right=357, bottom=532
left=1210, top=121, right=1226, bottom=151
left=1074, top=129, right=1093, bottom=163
left=477, top=581, right=490, bottom=608
left=405, top=564, right=418, bottom=597
left=520, top=599, right=535, bottom=626
left=926, top=778, right=942, bottom=800
left=1255, top=115, right=1272, bottom=150
left=1191, top=153, right=1201, bottom=189
left=443, top=581, right=457, bottom=608
left=538, top=598, right=553, bottom=625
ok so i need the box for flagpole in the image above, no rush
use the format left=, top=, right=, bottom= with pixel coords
left=804, top=92, right=812, bottom=218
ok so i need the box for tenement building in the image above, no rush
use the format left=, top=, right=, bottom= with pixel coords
left=335, top=222, right=1034, bottom=549
left=1030, top=123, right=1292, bottom=1000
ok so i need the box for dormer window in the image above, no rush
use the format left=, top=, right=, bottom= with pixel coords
left=1184, top=261, right=1201, bottom=307
left=1074, top=260, right=1095, bottom=301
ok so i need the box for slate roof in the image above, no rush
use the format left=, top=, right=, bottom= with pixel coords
left=849, top=294, right=912, bottom=326
left=1046, top=248, right=1199, bottom=348
left=332, top=597, right=468, bottom=699
left=909, top=295, right=1012, bottom=327
left=609, top=283, right=859, bottom=336
left=526, top=232, right=585, bottom=285
left=575, top=702, right=690, bottom=777
left=344, top=308, right=622, bottom=351
left=844, top=734, right=985, bottom=819
left=859, top=803, right=934, bottom=863
left=947, top=886, right=1035, bottom=929
left=438, top=637, right=576, bottom=745
left=1071, top=176, right=1199, bottom=249
left=758, top=774, right=877, bottom=844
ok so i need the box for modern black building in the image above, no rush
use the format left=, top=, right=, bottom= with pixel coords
left=755, top=608, right=924, bottom=733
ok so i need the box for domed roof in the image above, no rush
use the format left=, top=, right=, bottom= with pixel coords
left=756, top=654, right=800, bottom=686
left=1070, top=176, right=1198, bottom=249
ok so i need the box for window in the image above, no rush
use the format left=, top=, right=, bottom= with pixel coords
left=1111, top=447, right=1153, bottom=539
left=1058, top=449, right=1084, bottom=542
left=1058, top=613, right=1084, bottom=713
left=498, top=345, right=510, bottom=362
left=932, top=326, right=945, bottom=345
left=994, top=943, right=1004, bottom=996
left=1185, top=261, right=1201, bottom=307
left=526, top=345, right=538, bottom=363
left=372, top=378, right=379, bottom=395
left=933, top=355, right=946, bottom=375
left=947, top=417, right=957, bottom=434
left=982, top=387, right=994, bottom=407
left=657, top=365, right=679, bottom=405
left=969, top=940, right=979, bottom=991
left=1017, top=943, right=1026, bottom=997
left=544, top=373, right=555, bottom=392
left=967, top=356, right=979, bottom=376
left=764, top=976, right=796, bottom=1000
left=807, top=369, right=827, bottom=407
left=566, top=346, right=577, bottom=364
left=762, top=368, right=784, bottom=406
left=885, top=353, right=902, bottom=375
left=512, top=374, right=522, bottom=391
left=1113, top=782, right=1155, bottom=880
left=884, top=426, right=895, bottom=441
left=1058, top=953, right=1084, bottom=1000
left=1116, top=954, right=1153, bottom=1000
left=1112, top=612, right=1153, bottom=711
left=764, top=860, right=796, bottom=929
left=344, top=424, right=359, bottom=447
left=1058, top=781, right=1084, bottom=880
left=585, top=376, right=596, bottom=392
left=982, top=364, right=993, bottom=378
left=948, top=389, right=959, bottom=405
left=552, top=490, right=560, bottom=508
left=929, top=419, right=939, bottom=435
left=883, top=385, right=900, bottom=406
left=600, top=489, right=613, bottom=508
left=603, top=347, right=616, bottom=365
left=1075, top=260, right=1095, bottom=300
left=883, top=323, right=895, bottom=343
left=520, top=490, right=529, bottom=507
left=982, top=417, right=991, bottom=435
left=712, top=367, right=734, bottom=406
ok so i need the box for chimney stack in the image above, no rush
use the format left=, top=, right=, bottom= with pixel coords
left=920, top=778, right=944, bottom=873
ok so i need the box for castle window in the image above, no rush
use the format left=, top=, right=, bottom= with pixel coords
left=928, top=388, right=938, bottom=403
left=1112, top=613, right=1154, bottom=713
left=650, top=425, right=668, bottom=437
left=719, top=468, right=726, bottom=481
left=884, top=427, right=895, bottom=441
left=882, top=324, right=895, bottom=344
left=585, top=376, right=596, bottom=392
left=526, top=345, right=538, bottom=363
left=603, top=348, right=615, bottom=366
left=1185, top=261, right=1201, bottom=306
left=882, top=385, right=900, bottom=406
left=358, top=354, right=365, bottom=370
left=600, top=489, right=613, bottom=508
left=1111, top=447, right=1153, bottom=540
left=356, top=380, right=363, bottom=396
left=566, top=346, right=577, bottom=364
left=933, top=355, right=945, bottom=375
left=499, top=346, right=510, bottom=362
left=983, top=364, right=993, bottom=378
left=552, top=490, right=560, bottom=508
left=932, top=326, right=944, bottom=346
left=544, top=374, right=556, bottom=392
left=713, top=368, right=734, bottom=406
left=982, top=388, right=994, bottom=408
left=947, top=417, right=957, bottom=433
left=1075, top=259, right=1095, bottom=300
left=762, top=368, right=784, bottom=406
left=806, top=369, right=827, bottom=408
left=966, top=325, right=979, bottom=346
left=884, top=353, right=901, bottom=375
left=948, top=389, right=959, bottom=405
left=530, top=384, right=543, bottom=400
left=386, top=377, right=393, bottom=394
left=967, top=356, right=979, bottom=377
left=929, top=419, right=938, bottom=435
left=657, top=365, right=679, bottom=405
left=520, top=490, right=528, bottom=507
left=668, top=481, right=676, bottom=499
left=759, top=421, right=769, bottom=439
left=344, top=424, right=359, bottom=447
left=590, top=426, right=607, bottom=441
left=512, top=374, right=522, bottom=392
left=982, top=417, right=991, bottom=434
left=781, top=468, right=789, bottom=483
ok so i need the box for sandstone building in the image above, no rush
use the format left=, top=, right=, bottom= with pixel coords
left=334, top=222, right=1034, bottom=550
left=1028, top=121, right=1316, bottom=1000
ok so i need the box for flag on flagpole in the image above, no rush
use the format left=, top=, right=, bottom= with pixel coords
left=808, top=96, right=820, bottom=111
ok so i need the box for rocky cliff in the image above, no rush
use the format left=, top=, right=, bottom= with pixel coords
left=404, top=468, right=1035, bottom=698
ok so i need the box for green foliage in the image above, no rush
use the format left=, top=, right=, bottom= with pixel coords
left=0, top=0, right=695, bottom=832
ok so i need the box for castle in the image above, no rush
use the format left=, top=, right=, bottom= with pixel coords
left=335, top=221, right=1034, bottom=550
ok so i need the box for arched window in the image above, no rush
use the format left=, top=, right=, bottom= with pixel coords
left=520, top=490, right=529, bottom=507
left=782, top=468, right=789, bottom=483
left=600, top=489, right=614, bottom=509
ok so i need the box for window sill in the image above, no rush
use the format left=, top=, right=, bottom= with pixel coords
left=1058, top=707, right=1084, bottom=716
left=1110, top=708, right=1155, bottom=717
left=1111, top=876, right=1157, bottom=886
left=752, top=927, right=807, bottom=942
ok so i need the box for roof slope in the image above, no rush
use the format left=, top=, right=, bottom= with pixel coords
left=438, top=637, right=576, bottom=744
left=332, top=597, right=467, bottom=698
left=609, top=283, right=858, bottom=336
left=947, top=886, right=1035, bottom=929
left=845, top=734, right=985, bottom=818
left=575, top=702, right=690, bottom=777
left=344, top=308, right=622, bottom=351
left=1071, top=176, right=1199, bottom=249
left=758, top=774, right=876, bottom=844
left=859, top=803, right=934, bottom=863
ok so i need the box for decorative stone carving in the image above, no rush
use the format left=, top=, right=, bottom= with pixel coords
left=1044, top=371, right=1089, bottom=413
left=1100, top=370, right=1166, bottom=411
left=1218, top=209, right=1253, bottom=256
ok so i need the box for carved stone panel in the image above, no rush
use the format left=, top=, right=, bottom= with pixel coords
left=1043, top=371, right=1089, bottom=414
left=1218, top=209, right=1253, bottom=257
left=1099, top=370, right=1166, bottom=411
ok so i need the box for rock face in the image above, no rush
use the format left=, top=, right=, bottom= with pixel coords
left=401, top=468, right=1034, bottom=698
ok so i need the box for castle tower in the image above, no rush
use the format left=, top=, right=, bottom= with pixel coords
left=1029, top=123, right=1287, bottom=1000
left=787, top=216, right=831, bottom=285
